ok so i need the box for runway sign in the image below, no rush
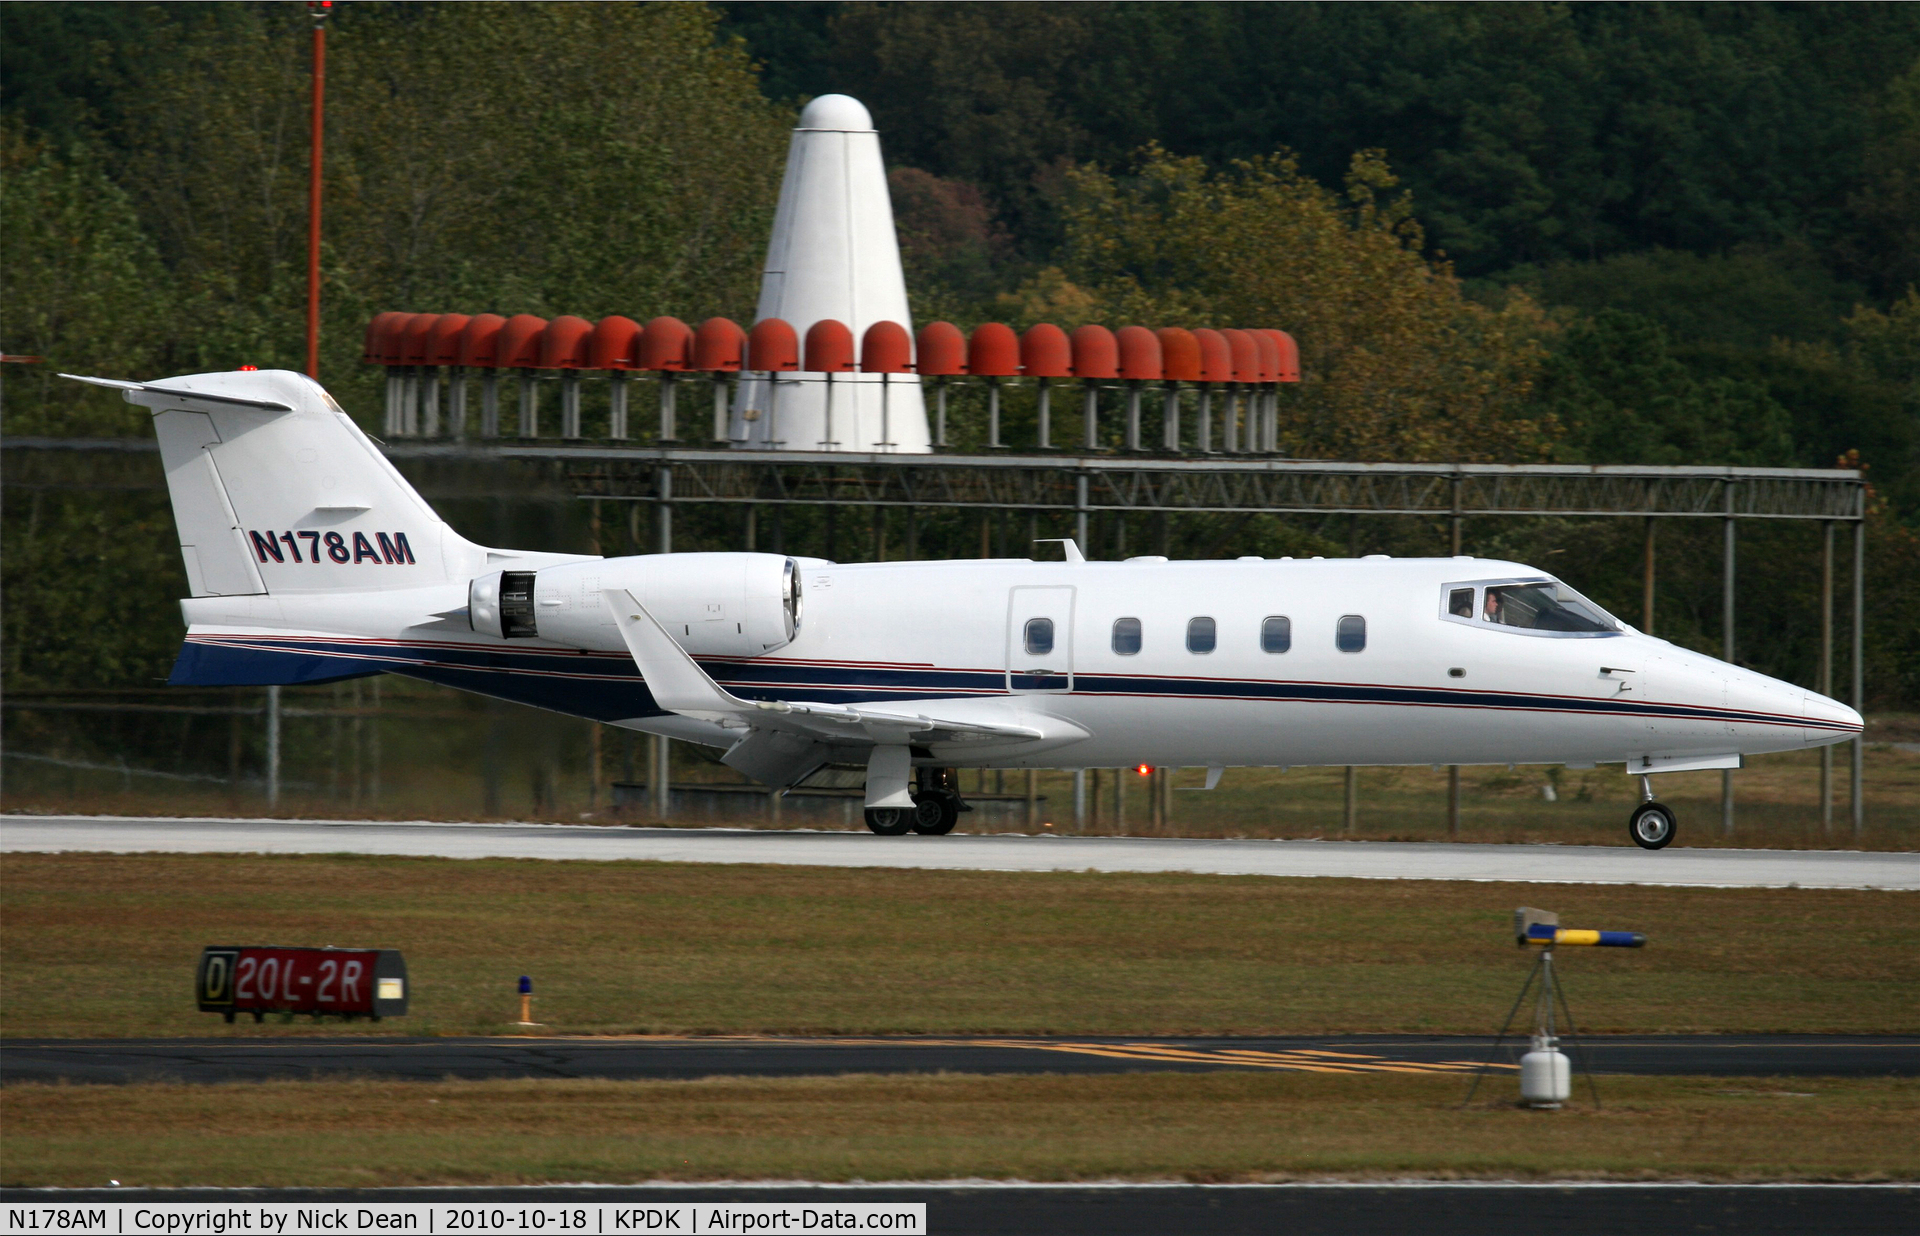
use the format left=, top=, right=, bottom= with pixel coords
left=197, top=945, right=407, bottom=1022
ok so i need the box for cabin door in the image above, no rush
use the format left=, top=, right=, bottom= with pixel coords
left=1006, top=586, right=1075, bottom=693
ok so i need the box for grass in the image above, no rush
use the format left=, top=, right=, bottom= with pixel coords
left=3, top=853, right=1916, bottom=1038
left=7, top=731, right=1917, bottom=851
left=4, top=1072, right=1917, bottom=1186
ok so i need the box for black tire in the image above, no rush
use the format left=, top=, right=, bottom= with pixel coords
left=865, top=806, right=913, bottom=836
left=909, top=792, right=959, bottom=836
left=1628, top=801, right=1676, bottom=850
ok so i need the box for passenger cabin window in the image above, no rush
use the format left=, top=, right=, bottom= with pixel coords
left=1261, top=616, right=1291, bottom=653
left=1448, top=588, right=1475, bottom=618
left=1024, top=618, right=1054, bottom=656
left=1187, top=617, right=1216, bottom=654
left=1112, top=617, right=1142, bottom=655
left=1482, top=583, right=1615, bottom=633
left=1336, top=615, right=1367, bottom=653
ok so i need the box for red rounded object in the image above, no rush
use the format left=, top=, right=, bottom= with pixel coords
left=363, top=312, right=407, bottom=364
left=457, top=314, right=507, bottom=368
left=1116, top=325, right=1163, bottom=381
left=860, top=321, right=913, bottom=373
left=1193, top=329, right=1232, bottom=382
left=426, top=314, right=471, bottom=365
left=400, top=314, right=438, bottom=365
left=1249, top=329, right=1280, bottom=383
left=1070, top=324, right=1118, bottom=379
left=1020, top=323, right=1071, bottom=378
left=915, top=322, right=968, bottom=376
left=498, top=314, right=549, bottom=368
left=1156, top=328, right=1201, bottom=382
left=747, top=318, right=799, bottom=372
left=693, top=317, right=746, bottom=372
left=540, top=315, right=594, bottom=369
left=589, top=316, right=643, bottom=370
left=638, top=316, right=693, bottom=372
left=1222, top=329, right=1260, bottom=383
left=804, top=318, right=856, bottom=373
left=383, top=313, right=431, bottom=364
left=1259, top=329, right=1301, bottom=382
left=967, top=322, right=1020, bottom=377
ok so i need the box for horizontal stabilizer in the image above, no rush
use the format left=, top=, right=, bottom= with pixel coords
left=61, top=373, right=294, bottom=412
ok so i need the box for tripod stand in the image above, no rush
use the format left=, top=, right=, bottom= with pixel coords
left=1464, top=943, right=1602, bottom=1109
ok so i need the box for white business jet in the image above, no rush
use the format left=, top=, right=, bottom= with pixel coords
left=70, top=369, right=1861, bottom=849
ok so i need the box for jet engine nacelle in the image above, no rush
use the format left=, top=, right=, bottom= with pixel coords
left=469, top=552, right=802, bottom=656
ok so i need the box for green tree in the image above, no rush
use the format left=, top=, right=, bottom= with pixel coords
left=1026, top=146, right=1555, bottom=462
left=0, top=123, right=171, bottom=435
left=1534, top=310, right=1795, bottom=467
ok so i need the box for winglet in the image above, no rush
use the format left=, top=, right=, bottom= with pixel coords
left=603, top=589, right=751, bottom=723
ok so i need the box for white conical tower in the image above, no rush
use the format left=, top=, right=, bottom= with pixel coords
left=733, top=95, right=930, bottom=453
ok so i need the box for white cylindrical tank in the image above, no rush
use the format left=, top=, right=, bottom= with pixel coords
left=735, top=94, right=930, bottom=453
left=1520, top=1037, right=1571, bottom=1109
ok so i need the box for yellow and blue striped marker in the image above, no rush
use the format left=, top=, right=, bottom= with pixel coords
left=1524, top=923, right=1645, bottom=948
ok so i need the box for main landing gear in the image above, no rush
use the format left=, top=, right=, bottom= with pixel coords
left=1628, top=775, right=1676, bottom=850
left=864, top=768, right=968, bottom=836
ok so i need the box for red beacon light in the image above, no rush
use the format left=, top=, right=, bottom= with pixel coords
left=1135, top=764, right=1153, bottom=777
left=238, top=365, right=259, bottom=371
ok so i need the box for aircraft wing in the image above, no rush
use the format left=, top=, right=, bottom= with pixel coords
left=602, top=589, right=1044, bottom=748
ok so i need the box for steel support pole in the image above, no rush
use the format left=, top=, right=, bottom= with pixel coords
left=266, top=685, right=281, bottom=808
left=1196, top=386, right=1213, bottom=452
left=1821, top=521, right=1834, bottom=835
left=654, top=464, right=672, bottom=821
left=1162, top=386, right=1180, bottom=451
left=1852, top=517, right=1865, bottom=837
left=608, top=373, right=628, bottom=440
left=1074, top=472, right=1090, bottom=558
left=480, top=371, right=499, bottom=437
left=1642, top=517, right=1656, bottom=634
left=560, top=374, right=580, bottom=439
left=1073, top=769, right=1087, bottom=832
left=1083, top=384, right=1099, bottom=451
left=305, top=6, right=325, bottom=379
left=518, top=374, right=537, bottom=438
left=1125, top=383, right=1142, bottom=451
left=713, top=375, right=730, bottom=444
left=1722, top=491, right=1736, bottom=836
left=1035, top=379, right=1052, bottom=449
left=986, top=378, right=1001, bottom=449
left=448, top=366, right=467, bottom=439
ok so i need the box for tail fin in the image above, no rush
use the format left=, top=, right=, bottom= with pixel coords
left=66, top=369, right=482, bottom=596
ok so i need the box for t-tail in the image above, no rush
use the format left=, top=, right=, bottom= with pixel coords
left=62, top=368, right=588, bottom=686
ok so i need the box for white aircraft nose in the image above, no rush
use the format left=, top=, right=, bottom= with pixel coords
left=1803, top=688, right=1864, bottom=746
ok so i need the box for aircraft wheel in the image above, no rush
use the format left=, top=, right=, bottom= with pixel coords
left=864, top=806, right=913, bottom=836
left=1628, top=801, right=1676, bottom=850
left=909, top=792, right=959, bottom=836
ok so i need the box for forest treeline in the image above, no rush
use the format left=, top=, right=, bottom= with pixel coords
left=1, top=2, right=1916, bottom=709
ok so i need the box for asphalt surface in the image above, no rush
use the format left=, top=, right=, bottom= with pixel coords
left=5, top=1184, right=1915, bottom=1235
left=7, top=1034, right=1915, bottom=1085
left=8, top=814, right=1918, bottom=889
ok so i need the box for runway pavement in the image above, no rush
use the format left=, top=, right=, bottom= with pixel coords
left=7, top=1034, right=1915, bottom=1085
left=7, top=814, right=1918, bottom=889
left=5, top=1184, right=1914, bottom=1235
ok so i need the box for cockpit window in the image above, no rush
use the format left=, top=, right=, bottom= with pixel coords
left=1484, top=583, right=1615, bottom=632
left=1442, top=579, right=1621, bottom=637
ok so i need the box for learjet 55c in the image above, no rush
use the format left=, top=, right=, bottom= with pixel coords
left=72, top=369, right=1862, bottom=848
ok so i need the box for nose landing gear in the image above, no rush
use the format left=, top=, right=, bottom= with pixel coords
left=1628, top=775, right=1676, bottom=850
